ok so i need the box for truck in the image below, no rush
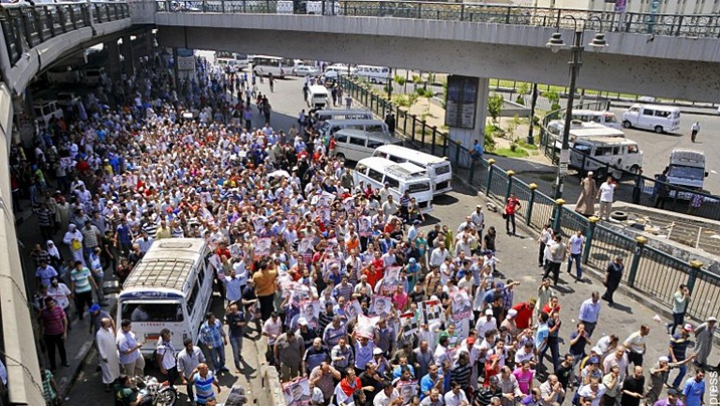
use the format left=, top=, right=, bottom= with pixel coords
left=666, top=149, right=708, bottom=190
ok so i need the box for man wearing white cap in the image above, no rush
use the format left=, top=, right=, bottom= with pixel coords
left=501, top=309, right=518, bottom=338
left=693, top=316, right=717, bottom=367
left=63, top=223, right=85, bottom=265
left=476, top=309, right=497, bottom=339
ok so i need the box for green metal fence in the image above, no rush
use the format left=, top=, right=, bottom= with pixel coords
left=339, top=76, right=720, bottom=325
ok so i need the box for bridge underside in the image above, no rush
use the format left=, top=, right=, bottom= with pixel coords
left=157, top=24, right=720, bottom=102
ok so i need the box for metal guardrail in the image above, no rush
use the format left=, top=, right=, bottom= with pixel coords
left=339, top=75, right=720, bottom=325
left=0, top=2, right=130, bottom=67
left=155, top=0, right=720, bottom=38
left=538, top=105, right=720, bottom=221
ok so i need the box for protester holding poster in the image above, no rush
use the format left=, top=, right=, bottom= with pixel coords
left=451, top=290, right=472, bottom=322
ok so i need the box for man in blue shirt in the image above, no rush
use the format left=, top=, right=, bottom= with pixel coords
left=199, top=312, right=228, bottom=375
left=682, top=370, right=705, bottom=406
left=668, top=323, right=693, bottom=389
left=419, top=363, right=442, bottom=399
left=471, top=139, right=484, bottom=161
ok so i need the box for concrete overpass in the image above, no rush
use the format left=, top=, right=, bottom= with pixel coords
left=0, top=0, right=720, bottom=402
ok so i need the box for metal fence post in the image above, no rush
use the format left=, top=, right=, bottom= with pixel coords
left=454, top=141, right=460, bottom=165
left=582, top=216, right=599, bottom=265
left=526, top=183, right=537, bottom=226
left=552, top=199, right=565, bottom=232
left=687, top=260, right=703, bottom=293
left=421, top=121, right=426, bottom=148
left=411, top=115, right=417, bottom=141
left=469, top=159, right=476, bottom=184
left=431, top=127, right=437, bottom=155
left=505, top=170, right=515, bottom=202
left=627, top=236, right=647, bottom=288
left=486, top=159, right=496, bottom=195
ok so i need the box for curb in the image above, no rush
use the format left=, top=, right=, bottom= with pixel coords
left=58, top=299, right=118, bottom=399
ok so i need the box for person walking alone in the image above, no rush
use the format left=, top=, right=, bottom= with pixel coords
left=596, top=176, right=616, bottom=221
left=602, top=257, right=624, bottom=307
left=690, top=121, right=700, bottom=143
left=504, top=192, right=521, bottom=236
left=666, top=284, right=690, bottom=335
left=567, top=229, right=585, bottom=281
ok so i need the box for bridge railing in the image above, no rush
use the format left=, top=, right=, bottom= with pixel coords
left=338, top=75, right=720, bottom=325
left=0, top=2, right=130, bottom=67
left=154, top=0, right=720, bottom=38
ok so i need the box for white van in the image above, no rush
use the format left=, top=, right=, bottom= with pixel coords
left=321, top=119, right=389, bottom=137
left=666, top=149, right=708, bottom=190
left=324, top=64, right=356, bottom=80
left=83, top=67, right=105, bottom=87
left=116, top=239, right=213, bottom=357
left=564, top=109, right=621, bottom=129
left=355, top=65, right=391, bottom=84
left=372, top=144, right=452, bottom=196
left=354, top=157, right=434, bottom=213
left=315, top=109, right=372, bottom=122
left=570, top=136, right=643, bottom=176
left=333, top=129, right=401, bottom=162
left=621, top=104, right=681, bottom=134
left=34, top=101, right=63, bottom=129
left=306, top=85, right=330, bottom=109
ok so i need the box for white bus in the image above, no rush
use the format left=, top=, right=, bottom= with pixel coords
left=355, top=65, right=391, bottom=84
left=252, top=55, right=295, bottom=78
left=116, top=239, right=214, bottom=357
left=621, top=104, right=681, bottom=134
left=570, top=136, right=644, bottom=177
left=372, top=144, right=453, bottom=196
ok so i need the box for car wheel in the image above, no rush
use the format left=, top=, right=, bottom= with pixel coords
left=622, top=121, right=632, bottom=129
left=654, top=125, right=664, bottom=134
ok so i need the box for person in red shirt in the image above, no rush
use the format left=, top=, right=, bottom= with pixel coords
left=484, top=354, right=502, bottom=387
left=504, top=192, right=521, bottom=236
left=362, top=264, right=380, bottom=290
left=512, top=298, right=537, bottom=330
left=541, top=296, right=561, bottom=316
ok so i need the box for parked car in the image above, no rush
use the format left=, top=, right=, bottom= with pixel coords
left=293, top=65, right=319, bottom=77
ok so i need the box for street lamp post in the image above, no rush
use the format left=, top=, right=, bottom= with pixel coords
left=526, top=82, right=538, bottom=145
left=546, top=17, right=607, bottom=200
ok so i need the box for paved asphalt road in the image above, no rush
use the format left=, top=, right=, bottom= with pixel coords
left=56, top=56, right=718, bottom=404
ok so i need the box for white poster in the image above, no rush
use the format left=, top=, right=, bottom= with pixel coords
left=254, top=237, right=272, bottom=258
left=300, top=300, right=320, bottom=329
left=400, top=311, right=418, bottom=338
left=451, top=290, right=472, bottom=322
left=371, top=295, right=392, bottom=319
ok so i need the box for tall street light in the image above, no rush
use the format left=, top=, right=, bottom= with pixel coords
left=546, top=16, right=607, bottom=200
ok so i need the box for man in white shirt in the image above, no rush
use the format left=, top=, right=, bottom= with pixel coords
left=475, top=309, right=497, bottom=339
left=444, top=381, right=469, bottom=406
left=373, top=383, right=402, bottom=406
left=470, top=206, right=485, bottom=241
left=263, top=312, right=283, bottom=365
left=596, top=177, right=616, bottom=221
left=623, top=325, right=649, bottom=368
left=567, top=230, right=585, bottom=281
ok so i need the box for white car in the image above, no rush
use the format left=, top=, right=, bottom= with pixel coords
left=293, top=66, right=319, bottom=77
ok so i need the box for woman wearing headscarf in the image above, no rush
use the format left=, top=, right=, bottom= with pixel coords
left=46, top=240, right=63, bottom=270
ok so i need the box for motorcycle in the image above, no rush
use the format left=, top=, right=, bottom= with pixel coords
left=134, top=375, right=178, bottom=406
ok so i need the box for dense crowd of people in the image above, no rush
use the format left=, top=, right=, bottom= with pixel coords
left=10, top=50, right=716, bottom=406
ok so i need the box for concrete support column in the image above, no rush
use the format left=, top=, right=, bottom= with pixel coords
left=446, top=76, right=489, bottom=168
left=105, top=40, right=122, bottom=81
left=121, top=35, right=135, bottom=77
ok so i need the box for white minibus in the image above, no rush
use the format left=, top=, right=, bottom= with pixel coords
left=306, top=85, right=330, bottom=109
left=315, top=109, right=373, bottom=122
left=252, top=55, right=295, bottom=78
left=321, top=119, right=389, bottom=137
left=116, top=239, right=214, bottom=357
left=570, top=136, right=643, bottom=177
left=666, top=149, right=708, bottom=190
left=324, top=64, right=356, bottom=80
left=372, top=144, right=453, bottom=196
left=333, top=129, right=401, bottom=162
left=564, top=109, right=621, bottom=129
left=354, top=157, right=434, bottom=213
left=355, top=65, right=391, bottom=84
left=621, top=104, right=681, bottom=134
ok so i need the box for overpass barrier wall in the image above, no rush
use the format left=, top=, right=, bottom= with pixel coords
left=338, top=76, right=720, bottom=328
left=155, top=0, right=720, bottom=38
left=0, top=1, right=130, bottom=68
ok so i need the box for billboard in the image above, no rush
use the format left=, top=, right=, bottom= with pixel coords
left=445, top=75, right=479, bottom=129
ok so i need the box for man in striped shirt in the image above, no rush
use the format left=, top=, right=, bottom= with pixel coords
left=190, top=363, right=221, bottom=405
